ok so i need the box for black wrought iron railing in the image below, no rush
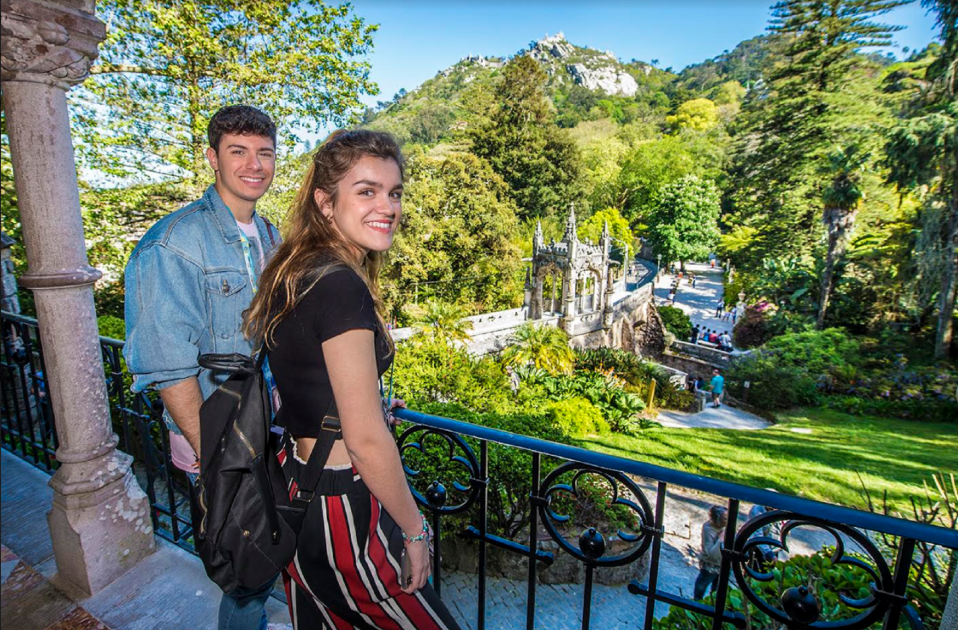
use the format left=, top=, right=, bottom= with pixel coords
left=0, top=311, right=194, bottom=549
left=2, top=310, right=956, bottom=630
left=392, top=408, right=957, bottom=630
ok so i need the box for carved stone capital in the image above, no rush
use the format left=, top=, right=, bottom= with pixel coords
left=1, top=0, right=106, bottom=88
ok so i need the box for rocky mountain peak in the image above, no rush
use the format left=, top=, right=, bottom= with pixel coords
left=519, top=32, right=639, bottom=97
left=529, top=32, right=575, bottom=61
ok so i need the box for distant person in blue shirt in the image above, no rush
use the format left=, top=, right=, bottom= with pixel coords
left=710, top=368, right=724, bottom=408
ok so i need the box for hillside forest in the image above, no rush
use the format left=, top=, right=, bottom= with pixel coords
left=1, top=1, right=955, bottom=422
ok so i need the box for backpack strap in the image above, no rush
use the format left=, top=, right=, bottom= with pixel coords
left=263, top=218, right=277, bottom=247
left=288, top=399, right=342, bottom=509
left=263, top=218, right=277, bottom=248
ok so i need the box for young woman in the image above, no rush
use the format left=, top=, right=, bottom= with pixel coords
left=244, top=130, right=460, bottom=630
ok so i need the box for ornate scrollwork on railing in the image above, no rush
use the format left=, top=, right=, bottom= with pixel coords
left=537, top=463, right=655, bottom=566
left=731, top=511, right=912, bottom=629
left=397, top=425, right=482, bottom=515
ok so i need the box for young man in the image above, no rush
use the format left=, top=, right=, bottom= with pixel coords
left=710, top=368, right=725, bottom=408
left=124, top=106, right=280, bottom=630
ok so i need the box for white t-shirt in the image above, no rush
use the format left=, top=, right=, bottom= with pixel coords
left=236, top=219, right=265, bottom=275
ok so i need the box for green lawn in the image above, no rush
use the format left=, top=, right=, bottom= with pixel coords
left=574, top=408, right=957, bottom=515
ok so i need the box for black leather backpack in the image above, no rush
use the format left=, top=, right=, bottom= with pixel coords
left=190, top=351, right=341, bottom=593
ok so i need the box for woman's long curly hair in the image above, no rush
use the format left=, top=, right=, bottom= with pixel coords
left=243, top=129, right=404, bottom=351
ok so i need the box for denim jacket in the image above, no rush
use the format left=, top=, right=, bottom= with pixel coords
left=124, top=185, right=279, bottom=423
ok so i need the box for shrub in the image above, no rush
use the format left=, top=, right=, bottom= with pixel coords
left=762, top=328, right=861, bottom=379
left=97, top=315, right=126, bottom=340
left=94, top=278, right=126, bottom=321
left=655, top=383, right=696, bottom=411
left=658, top=305, right=693, bottom=340
left=726, top=352, right=820, bottom=410
left=574, top=346, right=691, bottom=412
left=547, top=397, right=609, bottom=437
left=653, top=547, right=925, bottom=629
left=519, top=369, right=647, bottom=434
left=732, top=303, right=776, bottom=349
left=394, top=335, right=512, bottom=414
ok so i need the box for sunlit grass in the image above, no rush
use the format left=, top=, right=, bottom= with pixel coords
left=574, top=408, right=957, bottom=516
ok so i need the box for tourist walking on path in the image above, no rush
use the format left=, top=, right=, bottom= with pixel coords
left=746, top=503, right=783, bottom=571
left=693, top=506, right=727, bottom=599
left=710, top=368, right=725, bottom=408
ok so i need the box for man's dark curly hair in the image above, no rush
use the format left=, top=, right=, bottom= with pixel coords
left=207, top=105, right=277, bottom=152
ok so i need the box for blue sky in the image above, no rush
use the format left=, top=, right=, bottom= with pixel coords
left=351, top=0, right=941, bottom=107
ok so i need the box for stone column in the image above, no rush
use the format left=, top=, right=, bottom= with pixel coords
left=1, top=0, right=154, bottom=595
left=943, top=570, right=956, bottom=630
left=603, top=267, right=615, bottom=330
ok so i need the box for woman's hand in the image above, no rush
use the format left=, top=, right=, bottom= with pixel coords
left=402, top=536, right=432, bottom=594
left=386, top=397, right=406, bottom=428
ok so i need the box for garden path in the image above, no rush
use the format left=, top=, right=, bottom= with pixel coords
left=656, top=405, right=770, bottom=429
left=654, top=261, right=734, bottom=336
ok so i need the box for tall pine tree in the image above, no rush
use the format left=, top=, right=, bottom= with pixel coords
left=730, top=0, right=906, bottom=327
left=470, top=55, right=584, bottom=221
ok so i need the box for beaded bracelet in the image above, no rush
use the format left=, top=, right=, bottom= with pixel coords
left=402, top=513, right=430, bottom=544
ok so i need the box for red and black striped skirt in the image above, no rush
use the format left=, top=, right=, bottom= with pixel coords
left=279, top=451, right=460, bottom=630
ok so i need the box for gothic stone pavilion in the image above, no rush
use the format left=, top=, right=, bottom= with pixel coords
left=526, top=206, right=619, bottom=329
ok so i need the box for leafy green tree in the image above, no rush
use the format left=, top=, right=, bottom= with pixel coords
left=678, top=35, right=778, bottom=93
left=501, top=323, right=575, bottom=376
left=712, top=80, right=747, bottom=107
left=580, top=134, right=630, bottom=212
left=80, top=182, right=192, bottom=278
left=0, top=111, right=22, bottom=272
left=644, top=175, right=721, bottom=267
left=470, top=55, right=585, bottom=220
left=578, top=207, right=634, bottom=252
left=616, top=133, right=727, bottom=227
left=885, top=0, right=958, bottom=358
left=666, top=98, right=719, bottom=132
left=73, top=0, right=378, bottom=184
left=383, top=150, right=524, bottom=320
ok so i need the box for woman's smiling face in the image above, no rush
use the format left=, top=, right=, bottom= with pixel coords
left=316, top=156, right=403, bottom=261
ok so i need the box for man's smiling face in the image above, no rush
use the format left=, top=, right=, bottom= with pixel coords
left=207, top=133, right=276, bottom=211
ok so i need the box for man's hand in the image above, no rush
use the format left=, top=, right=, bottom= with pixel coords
left=158, top=377, right=204, bottom=456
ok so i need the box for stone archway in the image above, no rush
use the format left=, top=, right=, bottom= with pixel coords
left=577, top=265, right=604, bottom=314
left=535, top=262, right=563, bottom=317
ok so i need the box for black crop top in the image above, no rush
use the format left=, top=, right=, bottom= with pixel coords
left=268, top=267, right=393, bottom=438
